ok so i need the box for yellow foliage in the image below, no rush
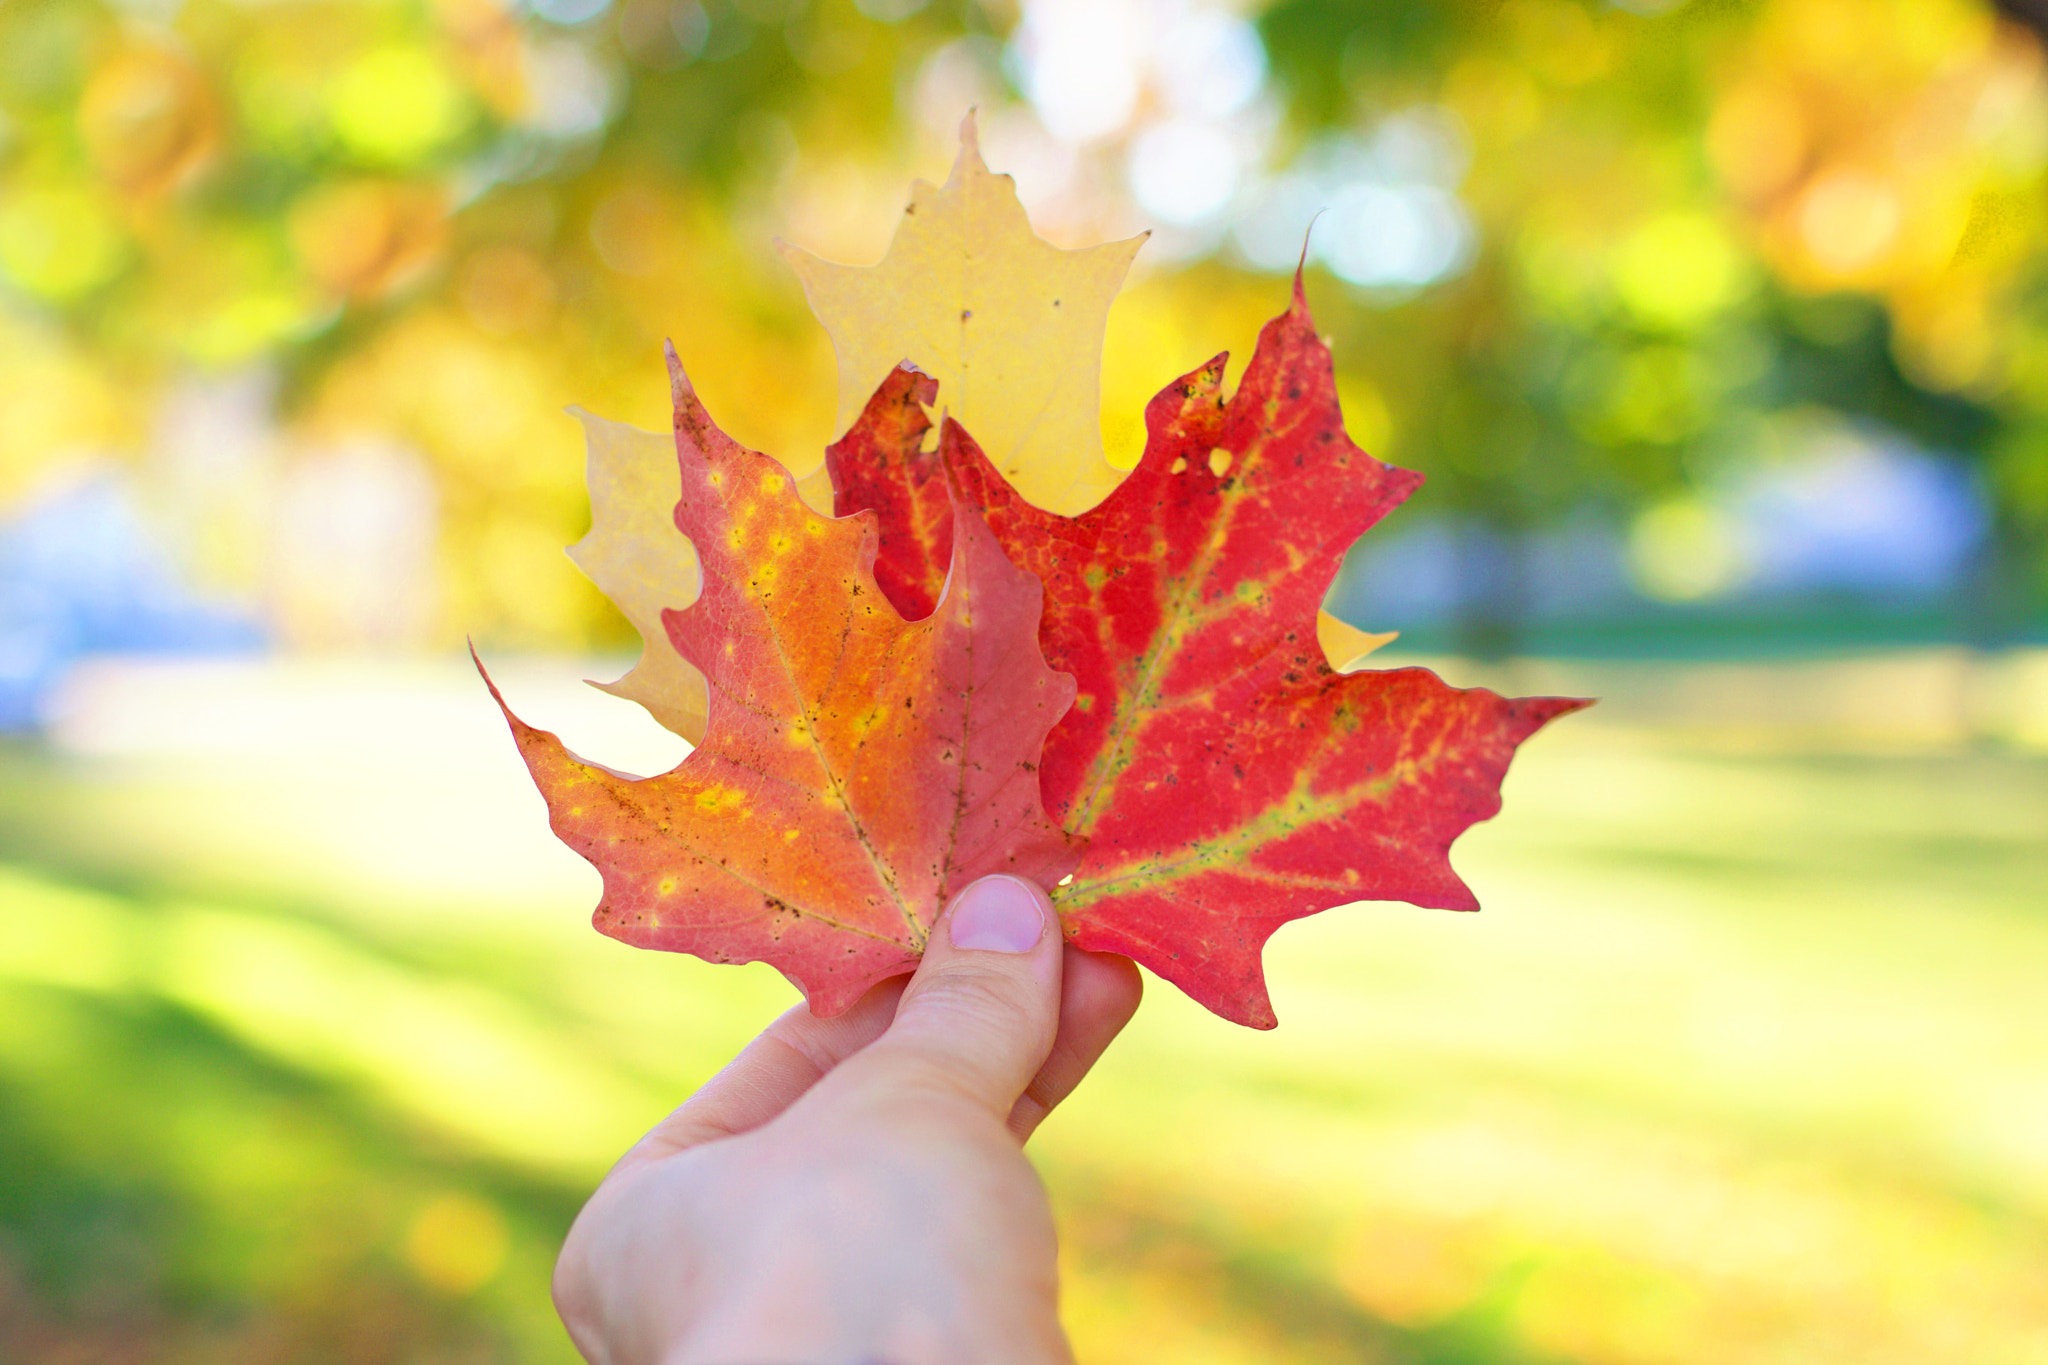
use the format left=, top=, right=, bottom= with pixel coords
left=1713, top=0, right=2048, bottom=393
left=289, top=180, right=450, bottom=301
left=80, top=44, right=222, bottom=196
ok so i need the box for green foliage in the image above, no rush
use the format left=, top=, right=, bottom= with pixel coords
left=1255, top=0, right=2048, bottom=647
left=2, top=0, right=2045, bottom=651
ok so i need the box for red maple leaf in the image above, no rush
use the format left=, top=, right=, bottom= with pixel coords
left=824, top=363, right=952, bottom=622
left=481, top=349, right=1080, bottom=1015
left=830, top=281, right=1589, bottom=1028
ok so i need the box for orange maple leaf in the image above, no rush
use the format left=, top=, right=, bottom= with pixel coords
left=481, top=349, right=1080, bottom=1014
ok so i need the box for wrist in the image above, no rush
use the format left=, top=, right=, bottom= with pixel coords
left=653, top=1287, right=876, bottom=1365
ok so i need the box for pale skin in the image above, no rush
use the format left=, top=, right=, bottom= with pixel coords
left=553, top=873, right=1146, bottom=1365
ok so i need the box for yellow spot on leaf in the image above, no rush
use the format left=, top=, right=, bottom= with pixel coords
left=1209, top=447, right=1233, bottom=476
left=694, top=785, right=748, bottom=814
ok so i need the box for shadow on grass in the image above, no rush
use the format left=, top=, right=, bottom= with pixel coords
left=0, top=979, right=586, bottom=1363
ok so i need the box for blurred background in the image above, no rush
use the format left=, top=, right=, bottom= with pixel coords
left=3, top=0, right=2046, bottom=1360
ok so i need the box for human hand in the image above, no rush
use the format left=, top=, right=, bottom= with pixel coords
left=552, top=873, right=1145, bottom=1365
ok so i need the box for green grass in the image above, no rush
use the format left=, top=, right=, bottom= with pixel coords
left=2, top=671, right=2045, bottom=1364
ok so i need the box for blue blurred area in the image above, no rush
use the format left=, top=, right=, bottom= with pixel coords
left=1736, top=432, right=1986, bottom=596
left=1334, top=418, right=1995, bottom=651
left=0, top=469, right=263, bottom=730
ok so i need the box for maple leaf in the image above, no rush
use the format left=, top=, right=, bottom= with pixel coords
left=568, top=408, right=709, bottom=745
left=822, top=363, right=951, bottom=620
left=482, top=348, right=1081, bottom=1015
left=825, top=361, right=1396, bottom=672
left=781, top=114, right=1144, bottom=517
left=831, top=281, right=1589, bottom=1028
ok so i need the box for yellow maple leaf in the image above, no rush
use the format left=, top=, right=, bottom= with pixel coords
left=568, top=408, right=709, bottom=745
left=780, top=115, right=1145, bottom=518
left=575, top=121, right=1388, bottom=748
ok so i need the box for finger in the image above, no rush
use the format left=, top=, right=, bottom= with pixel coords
left=843, top=874, right=1063, bottom=1120
left=1007, top=946, right=1144, bottom=1142
left=633, top=972, right=911, bottom=1160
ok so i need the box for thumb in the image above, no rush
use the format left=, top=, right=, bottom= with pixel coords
left=852, top=875, right=1063, bottom=1121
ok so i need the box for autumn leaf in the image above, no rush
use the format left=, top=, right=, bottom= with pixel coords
left=832, top=280, right=1589, bottom=1028
left=482, top=348, right=1081, bottom=1015
left=781, top=113, right=1144, bottom=517
left=823, top=362, right=950, bottom=621
left=826, top=360, right=1395, bottom=672
left=568, top=407, right=708, bottom=746
left=500, top=126, right=1581, bottom=1028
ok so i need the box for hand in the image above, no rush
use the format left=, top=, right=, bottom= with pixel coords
left=552, top=874, right=1145, bottom=1365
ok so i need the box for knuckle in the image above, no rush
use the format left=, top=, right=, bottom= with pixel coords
left=908, top=970, right=1049, bottom=1052
left=915, top=962, right=1030, bottom=1020
left=837, top=960, right=1059, bottom=1112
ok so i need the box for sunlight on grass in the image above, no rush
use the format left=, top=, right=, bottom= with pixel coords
left=3, top=652, right=2045, bottom=1363
left=157, top=905, right=660, bottom=1177
left=1032, top=709, right=2048, bottom=1365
